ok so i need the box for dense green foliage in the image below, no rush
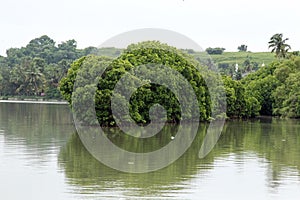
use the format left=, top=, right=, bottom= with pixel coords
left=0, top=35, right=277, bottom=101
left=60, top=55, right=115, bottom=125
left=2, top=34, right=298, bottom=120
left=0, top=35, right=119, bottom=99
left=60, top=41, right=260, bottom=126
left=242, top=56, right=300, bottom=118
left=60, top=41, right=213, bottom=125
left=223, top=76, right=260, bottom=118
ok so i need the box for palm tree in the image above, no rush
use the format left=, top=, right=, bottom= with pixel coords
left=10, top=62, right=28, bottom=95
left=24, top=64, right=45, bottom=95
left=12, top=59, right=45, bottom=96
left=268, top=33, right=291, bottom=59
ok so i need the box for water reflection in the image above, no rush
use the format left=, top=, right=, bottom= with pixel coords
left=58, top=118, right=300, bottom=199
left=1, top=103, right=300, bottom=199
left=0, top=103, right=74, bottom=154
left=58, top=125, right=208, bottom=198
left=0, top=103, right=76, bottom=200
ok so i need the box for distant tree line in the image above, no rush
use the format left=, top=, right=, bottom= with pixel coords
left=0, top=35, right=121, bottom=99
left=238, top=44, right=248, bottom=52
left=205, top=47, right=226, bottom=55
left=1, top=33, right=299, bottom=121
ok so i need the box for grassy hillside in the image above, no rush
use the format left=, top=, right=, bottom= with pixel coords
left=209, top=52, right=275, bottom=66
left=180, top=51, right=276, bottom=75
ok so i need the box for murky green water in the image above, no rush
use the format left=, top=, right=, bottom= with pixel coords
left=0, top=103, right=300, bottom=199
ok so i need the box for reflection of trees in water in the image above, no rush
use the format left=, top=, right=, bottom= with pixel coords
left=58, top=124, right=213, bottom=197
left=58, top=119, right=300, bottom=196
left=0, top=103, right=74, bottom=157
left=220, top=118, right=300, bottom=189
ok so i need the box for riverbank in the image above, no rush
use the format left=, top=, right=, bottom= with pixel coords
left=0, top=99, right=68, bottom=105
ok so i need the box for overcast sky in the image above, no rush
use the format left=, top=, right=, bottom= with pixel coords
left=0, top=0, right=299, bottom=56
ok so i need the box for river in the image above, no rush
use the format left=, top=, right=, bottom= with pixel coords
left=0, top=103, right=299, bottom=199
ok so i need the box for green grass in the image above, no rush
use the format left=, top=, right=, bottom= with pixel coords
left=210, top=52, right=275, bottom=66
left=192, top=51, right=275, bottom=67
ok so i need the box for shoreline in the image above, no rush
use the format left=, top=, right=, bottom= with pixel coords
left=0, top=99, right=68, bottom=105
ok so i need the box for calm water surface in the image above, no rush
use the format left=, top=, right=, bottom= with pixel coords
left=0, top=103, right=300, bottom=200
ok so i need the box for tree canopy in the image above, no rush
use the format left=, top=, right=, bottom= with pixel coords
left=0, top=35, right=118, bottom=98
left=2, top=34, right=299, bottom=122
left=60, top=41, right=260, bottom=126
left=242, top=55, right=300, bottom=118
